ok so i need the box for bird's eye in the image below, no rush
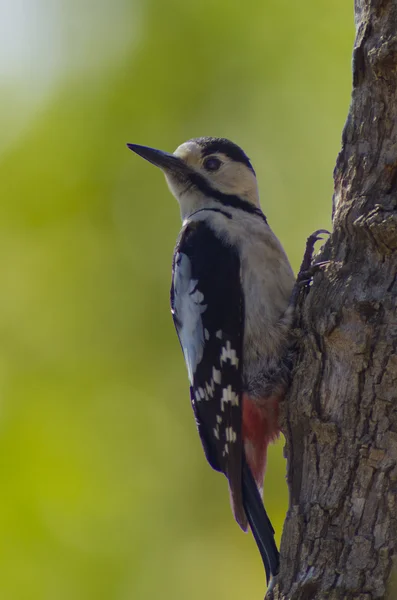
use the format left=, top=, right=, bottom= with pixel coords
left=203, top=157, right=222, bottom=171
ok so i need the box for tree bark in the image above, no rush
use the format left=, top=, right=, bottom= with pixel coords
left=269, top=1, right=397, bottom=598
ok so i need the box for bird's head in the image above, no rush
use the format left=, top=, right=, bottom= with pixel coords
left=127, top=137, right=260, bottom=220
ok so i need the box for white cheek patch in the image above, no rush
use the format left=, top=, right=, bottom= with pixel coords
left=174, top=252, right=207, bottom=383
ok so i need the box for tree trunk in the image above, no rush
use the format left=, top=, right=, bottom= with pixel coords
left=269, top=1, right=397, bottom=598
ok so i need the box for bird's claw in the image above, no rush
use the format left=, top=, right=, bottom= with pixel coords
left=289, top=230, right=330, bottom=310
left=308, top=228, right=331, bottom=241
left=297, top=229, right=330, bottom=279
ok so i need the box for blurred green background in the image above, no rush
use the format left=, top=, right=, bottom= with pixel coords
left=0, top=1, right=353, bottom=598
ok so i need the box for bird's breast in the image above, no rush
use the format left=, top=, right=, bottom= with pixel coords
left=235, top=223, right=295, bottom=387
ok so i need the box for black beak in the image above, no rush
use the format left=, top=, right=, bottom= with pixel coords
left=127, top=143, right=188, bottom=174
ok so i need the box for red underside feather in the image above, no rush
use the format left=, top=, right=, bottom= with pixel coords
left=242, top=393, right=280, bottom=490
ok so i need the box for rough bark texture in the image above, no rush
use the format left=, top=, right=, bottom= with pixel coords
left=269, top=1, right=397, bottom=599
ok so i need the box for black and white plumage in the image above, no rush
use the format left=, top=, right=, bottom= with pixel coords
left=171, top=218, right=245, bottom=526
left=127, top=136, right=296, bottom=586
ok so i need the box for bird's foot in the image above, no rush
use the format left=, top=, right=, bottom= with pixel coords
left=298, top=229, right=330, bottom=276
left=289, top=229, right=330, bottom=309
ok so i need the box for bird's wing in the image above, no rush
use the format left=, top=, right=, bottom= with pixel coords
left=171, top=218, right=246, bottom=529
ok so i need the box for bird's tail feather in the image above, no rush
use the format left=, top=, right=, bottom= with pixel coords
left=242, top=457, right=280, bottom=584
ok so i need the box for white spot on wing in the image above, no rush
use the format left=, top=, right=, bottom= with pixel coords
left=225, top=427, right=237, bottom=443
left=220, top=340, right=239, bottom=368
left=220, top=386, right=239, bottom=411
left=212, top=367, right=221, bottom=384
left=216, top=330, right=222, bottom=339
left=205, top=382, right=213, bottom=398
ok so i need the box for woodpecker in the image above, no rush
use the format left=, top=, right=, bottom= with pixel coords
left=127, top=137, right=296, bottom=584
